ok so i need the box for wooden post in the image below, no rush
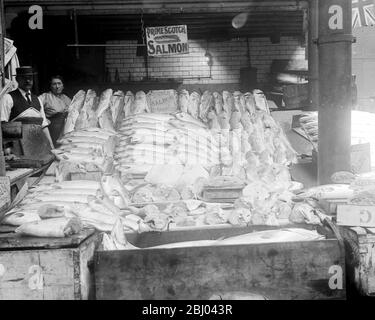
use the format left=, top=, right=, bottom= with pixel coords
left=317, top=0, right=353, bottom=184
left=0, top=0, right=6, bottom=176
left=308, top=0, right=319, bottom=110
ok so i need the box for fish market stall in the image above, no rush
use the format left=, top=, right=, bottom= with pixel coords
left=0, top=85, right=347, bottom=300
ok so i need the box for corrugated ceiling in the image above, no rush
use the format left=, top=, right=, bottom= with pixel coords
left=4, top=0, right=307, bottom=40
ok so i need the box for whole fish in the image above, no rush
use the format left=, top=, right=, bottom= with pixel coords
left=198, top=91, right=214, bottom=123
left=178, top=89, right=190, bottom=113
left=2, top=211, right=41, bottom=226
left=55, top=180, right=100, bottom=190
left=63, top=90, right=86, bottom=134
left=96, top=89, right=113, bottom=117
left=63, top=130, right=114, bottom=140
left=15, top=217, right=82, bottom=238
left=243, top=92, right=256, bottom=117
left=222, top=91, right=234, bottom=116
left=212, top=92, right=223, bottom=115
left=253, top=89, right=270, bottom=114
left=123, top=91, right=135, bottom=119
left=233, top=91, right=246, bottom=115
left=99, top=108, right=116, bottom=133
left=187, top=91, right=200, bottom=119
left=110, top=90, right=125, bottom=124
left=30, top=193, right=92, bottom=203
left=37, top=188, right=99, bottom=196
left=125, top=112, right=174, bottom=122
left=131, top=91, right=150, bottom=114
left=58, top=136, right=108, bottom=145
left=75, top=89, right=97, bottom=130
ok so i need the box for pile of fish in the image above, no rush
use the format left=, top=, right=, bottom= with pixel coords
left=1, top=177, right=156, bottom=235
left=115, top=112, right=228, bottom=176
left=52, top=128, right=118, bottom=174
left=54, top=88, right=127, bottom=175
left=63, top=89, right=126, bottom=134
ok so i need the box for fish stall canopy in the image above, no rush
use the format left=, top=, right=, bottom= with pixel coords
left=0, top=0, right=357, bottom=300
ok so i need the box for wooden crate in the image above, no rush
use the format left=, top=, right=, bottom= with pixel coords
left=95, top=226, right=346, bottom=300
left=0, top=229, right=100, bottom=300
left=338, top=226, right=375, bottom=296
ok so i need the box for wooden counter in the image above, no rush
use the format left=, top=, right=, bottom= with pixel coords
left=95, top=226, right=346, bottom=300
left=0, top=229, right=100, bottom=300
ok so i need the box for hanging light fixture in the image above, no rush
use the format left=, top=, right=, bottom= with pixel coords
left=205, top=51, right=213, bottom=67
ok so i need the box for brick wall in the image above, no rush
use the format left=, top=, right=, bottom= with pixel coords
left=105, top=36, right=306, bottom=87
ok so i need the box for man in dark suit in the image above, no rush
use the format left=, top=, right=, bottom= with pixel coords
left=0, top=66, right=54, bottom=148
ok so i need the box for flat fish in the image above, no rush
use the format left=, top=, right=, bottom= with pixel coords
left=96, top=89, right=113, bottom=117
left=63, top=90, right=86, bottom=134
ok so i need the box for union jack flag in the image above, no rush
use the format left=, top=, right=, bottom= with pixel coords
left=352, top=0, right=375, bottom=28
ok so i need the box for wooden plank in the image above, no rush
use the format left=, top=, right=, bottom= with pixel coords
left=125, top=224, right=323, bottom=248
left=337, top=205, right=375, bottom=228
left=95, top=239, right=345, bottom=300
left=0, top=229, right=95, bottom=250
left=0, top=249, right=74, bottom=299
left=0, top=232, right=99, bottom=300
left=78, top=232, right=101, bottom=300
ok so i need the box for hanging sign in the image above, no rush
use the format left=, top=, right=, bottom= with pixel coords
left=146, top=25, right=189, bottom=56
